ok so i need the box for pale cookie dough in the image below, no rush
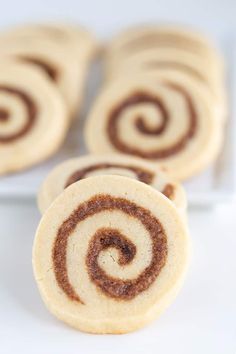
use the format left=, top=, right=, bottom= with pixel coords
left=33, top=175, right=190, bottom=334
left=1, top=22, right=98, bottom=63
left=85, top=77, right=223, bottom=180
left=37, top=154, right=187, bottom=215
left=0, top=26, right=96, bottom=117
left=0, top=60, right=68, bottom=175
left=106, top=24, right=224, bottom=76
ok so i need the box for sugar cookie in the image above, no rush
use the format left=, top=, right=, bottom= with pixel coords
left=37, top=154, right=187, bottom=214
left=0, top=61, right=68, bottom=174
left=33, top=175, right=189, bottom=334
left=85, top=77, right=223, bottom=180
left=0, top=26, right=96, bottom=117
left=1, top=22, right=97, bottom=63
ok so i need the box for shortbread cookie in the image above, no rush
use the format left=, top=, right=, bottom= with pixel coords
left=85, top=77, right=223, bottom=180
left=33, top=175, right=189, bottom=334
left=1, top=22, right=97, bottom=63
left=106, top=24, right=223, bottom=75
left=0, top=34, right=89, bottom=117
left=0, top=61, right=68, bottom=175
left=37, top=154, right=187, bottom=214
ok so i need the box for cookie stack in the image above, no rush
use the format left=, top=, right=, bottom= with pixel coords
left=0, top=23, right=97, bottom=174
left=34, top=151, right=190, bottom=334
left=85, top=24, right=226, bottom=180
left=32, top=24, right=226, bottom=334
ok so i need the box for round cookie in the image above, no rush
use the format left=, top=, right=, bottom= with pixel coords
left=0, top=60, right=68, bottom=175
left=85, top=77, right=223, bottom=180
left=33, top=175, right=190, bottom=334
left=37, top=154, right=187, bottom=214
left=106, top=24, right=224, bottom=75
left=1, top=22, right=97, bottom=63
left=0, top=34, right=89, bottom=117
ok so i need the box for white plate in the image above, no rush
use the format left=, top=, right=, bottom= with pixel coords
left=0, top=48, right=235, bottom=206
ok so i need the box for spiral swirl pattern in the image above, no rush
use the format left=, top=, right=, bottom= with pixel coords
left=65, top=162, right=154, bottom=187
left=52, top=194, right=167, bottom=303
left=38, top=155, right=186, bottom=214
left=85, top=75, right=222, bottom=180
left=107, top=85, right=197, bottom=159
left=0, top=85, right=36, bottom=143
left=34, top=175, right=190, bottom=333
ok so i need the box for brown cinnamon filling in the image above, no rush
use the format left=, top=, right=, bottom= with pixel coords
left=52, top=194, right=167, bottom=303
left=19, top=57, right=58, bottom=81
left=162, top=183, right=174, bottom=199
left=107, top=85, right=197, bottom=158
left=65, top=163, right=154, bottom=188
left=0, top=86, right=37, bottom=143
left=0, top=108, right=9, bottom=122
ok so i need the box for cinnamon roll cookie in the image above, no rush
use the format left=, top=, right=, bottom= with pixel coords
left=0, top=61, right=68, bottom=175
left=85, top=77, right=223, bottom=180
left=1, top=22, right=97, bottom=64
left=0, top=24, right=97, bottom=117
left=37, top=154, right=187, bottom=215
left=33, top=175, right=190, bottom=334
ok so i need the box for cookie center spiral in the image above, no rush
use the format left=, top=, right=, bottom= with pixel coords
left=0, top=108, right=9, bottom=122
left=107, top=86, right=197, bottom=158
left=0, top=85, right=37, bottom=143
left=52, top=194, right=167, bottom=303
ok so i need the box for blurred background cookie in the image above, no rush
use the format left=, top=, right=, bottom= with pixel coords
left=0, top=23, right=98, bottom=118
left=105, top=24, right=224, bottom=75
left=0, top=60, right=68, bottom=174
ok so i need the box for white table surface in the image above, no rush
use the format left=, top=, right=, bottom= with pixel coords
left=0, top=200, right=235, bottom=354
left=0, top=0, right=236, bottom=353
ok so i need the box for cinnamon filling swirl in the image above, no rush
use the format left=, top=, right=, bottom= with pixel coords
left=20, top=57, right=58, bottom=81
left=0, top=108, right=9, bottom=122
left=65, top=163, right=155, bottom=187
left=52, top=194, right=167, bottom=303
left=107, top=86, right=197, bottom=158
left=0, top=86, right=37, bottom=143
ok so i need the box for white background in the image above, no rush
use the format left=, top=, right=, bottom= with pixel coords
left=0, top=1, right=236, bottom=353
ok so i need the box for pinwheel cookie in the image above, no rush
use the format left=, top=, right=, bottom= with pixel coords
left=37, top=154, right=187, bottom=215
left=1, top=22, right=97, bottom=64
left=33, top=175, right=190, bottom=334
left=0, top=24, right=97, bottom=117
left=0, top=61, right=68, bottom=175
left=85, top=77, right=223, bottom=180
